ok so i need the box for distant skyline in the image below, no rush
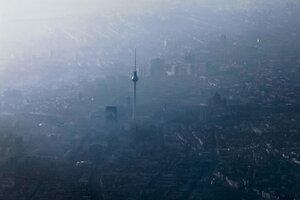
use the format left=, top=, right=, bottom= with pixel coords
left=0, top=0, right=297, bottom=77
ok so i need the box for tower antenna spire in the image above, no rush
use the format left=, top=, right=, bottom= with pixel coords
left=134, top=48, right=137, bottom=71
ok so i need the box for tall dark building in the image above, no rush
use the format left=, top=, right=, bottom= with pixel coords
left=150, top=58, right=165, bottom=77
left=105, top=106, right=118, bottom=127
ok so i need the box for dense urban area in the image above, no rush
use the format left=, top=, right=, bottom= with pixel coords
left=0, top=1, right=300, bottom=200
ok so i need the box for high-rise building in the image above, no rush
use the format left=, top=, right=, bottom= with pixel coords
left=105, top=106, right=118, bottom=127
left=150, top=58, right=165, bottom=77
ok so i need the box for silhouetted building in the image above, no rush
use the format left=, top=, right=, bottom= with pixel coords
left=105, top=106, right=118, bottom=127
left=184, top=53, right=196, bottom=75
left=150, top=58, right=165, bottom=77
left=198, top=105, right=210, bottom=122
left=209, top=92, right=227, bottom=107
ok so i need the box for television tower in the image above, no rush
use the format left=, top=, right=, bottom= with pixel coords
left=132, top=49, right=139, bottom=120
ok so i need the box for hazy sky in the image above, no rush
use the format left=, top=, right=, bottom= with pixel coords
left=0, top=0, right=267, bottom=20
left=0, top=0, right=174, bottom=20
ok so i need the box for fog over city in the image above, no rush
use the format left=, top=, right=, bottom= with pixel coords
left=0, top=1, right=300, bottom=200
